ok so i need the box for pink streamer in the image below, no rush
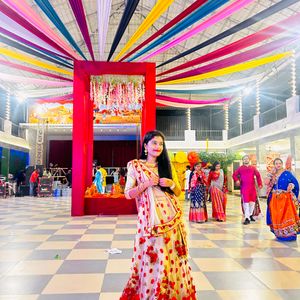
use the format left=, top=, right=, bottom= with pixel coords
left=2, top=0, right=81, bottom=60
left=156, top=94, right=230, bottom=104
left=0, top=59, right=73, bottom=82
left=37, top=94, right=73, bottom=102
left=0, top=72, right=73, bottom=87
left=0, top=12, right=67, bottom=58
left=140, top=0, right=255, bottom=62
left=156, top=99, right=221, bottom=108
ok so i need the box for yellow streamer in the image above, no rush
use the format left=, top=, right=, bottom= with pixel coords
left=114, top=0, right=174, bottom=61
left=158, top=51, right=292, bottom=85
left=0, top=47, right=73, bottom=76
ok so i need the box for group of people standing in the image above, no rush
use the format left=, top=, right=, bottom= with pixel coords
left=187, top=161, right=227, bottom=223
left=120, top=130, right=300, bottom=299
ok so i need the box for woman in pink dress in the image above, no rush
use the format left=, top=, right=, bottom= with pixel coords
left=208, top=161, right=227, bottom=222
left=121, top=130, right=196, bottom=300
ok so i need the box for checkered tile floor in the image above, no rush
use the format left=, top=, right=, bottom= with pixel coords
left=0, top=194, right=300, bottom=300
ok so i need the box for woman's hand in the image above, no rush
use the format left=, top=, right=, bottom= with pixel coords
left=159, top=178, right=173, bottom=187
left=146, top=174, right=159, bottom=187
left=287, top=183, right=295, bottom=192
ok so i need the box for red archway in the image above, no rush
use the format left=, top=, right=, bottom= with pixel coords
left=71, top=61, right=156, bottom=216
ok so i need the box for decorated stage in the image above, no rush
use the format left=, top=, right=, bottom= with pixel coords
left=84, top=194, right=137, bottom=215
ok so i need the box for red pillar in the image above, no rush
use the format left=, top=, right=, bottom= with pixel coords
left=142, top=63, right=156, bottom=137
left=71, top=61, right=90, bottom=216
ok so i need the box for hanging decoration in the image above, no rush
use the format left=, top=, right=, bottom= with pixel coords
left=34, top=0, right=87, bottom=60
left=128, top=0, right=229, bottom=61
left=107, top=0, right=140, bottom=61
left=23, top=87, right=73, bottom=98
left=158, top=51, right=292, bottom=85
left=158, top=35, right=299, bottom=83
left=90, top=75, right=145, bottom=124
left=114, top=0, right=175, bottom=61
left=0, top=47, right=73, bottom=76
left=0, top=34, right=73, bottom=69
left=37, top=94, right=73, bottom=103
left=69, top=0, right=95, bottom=60
left=120, top=0, right=208, bottom=62
left=157, top=75, right=259, bottom=91
left=0, top=1, right=79, bottom=60
left=156, top=100, right=216, bottom=108
left=139, top=0, right=255, bottom=62
left=0, top=12, right=70, bottom=59
left=0, top=59, right=73, bottom=82
left=97, top=0, right=112, bottom=61
left=0, top=73, right=73, bottom=87
left=156, top=94, right=230, bottom=105
left=187, top=152, right=200, bottom=169
left=157, top=0, right=299, bottom=68
left=157, top=11, right=300, bottom=77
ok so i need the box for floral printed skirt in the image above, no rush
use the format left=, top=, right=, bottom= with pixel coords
left=120, top=223, right=196, bottom=300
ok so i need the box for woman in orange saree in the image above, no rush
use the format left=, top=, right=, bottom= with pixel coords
left=121, top=130, right=196, bottom=300
left=265, top=158, right=300, bottom=241
left=208, top=161, right=227, bottom=222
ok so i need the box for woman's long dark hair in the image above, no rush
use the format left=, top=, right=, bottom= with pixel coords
left=211, top=161, right=220, bottom=172
left=140, top=130, right=173, bottom=194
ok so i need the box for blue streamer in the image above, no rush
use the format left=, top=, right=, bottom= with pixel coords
left=34, top=0, right=87, bottom=60
left=128, top=0, right=229, bottom=61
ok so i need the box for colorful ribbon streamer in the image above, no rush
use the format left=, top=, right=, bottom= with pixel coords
left=107, top=0, right=140, bottom=61
left=0, top=48, right=73, bottom=76
left=24, top=87, right=73, bottom=98
left=156, top=94, right=230, bottom=104
left=139, top=0, right=255, bottom=62
left=0, top=34, right=73, bottom=69
left=34, top=0, right=87, bottom=60
left=119, top=0, right=208, bottom=62
left=157, top=11, right=300, bottom=77
left=114, top=0, right=175, bottom=61
left=97, top=0, right=112, bottom=60
left=0, top=11, right=69, bottom=59
left=0, top=0, right=80, bottom=60
left=0, top=59, right=72, bottom=81
left=157, top=0, right=299, bottom=68
left=157, top=75, right=260, bottom=91
left=158, top=35, right=299, bottom=83
left=129, top=0, right=228, bottom=62
left=158, top=52, right=292, bottom=85
left=69, top=0, right=95, bottom=60
left=37, top=94, right=73, bottom=103
left=0, top=72, right=73, bottom=87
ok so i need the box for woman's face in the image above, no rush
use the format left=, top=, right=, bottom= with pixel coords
left=145, top=136, right=164, bottom=158
left=215, top=164, right=221, bottom=171
left=274, top=159, right=283, bottom=170
left=195, top=164, right=201, bottom=172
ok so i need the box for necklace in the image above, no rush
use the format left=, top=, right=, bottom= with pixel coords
left=145, top=161, right=157, bottom=167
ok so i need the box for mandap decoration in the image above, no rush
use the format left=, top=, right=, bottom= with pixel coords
left=90, top=75, right=145, bottom=124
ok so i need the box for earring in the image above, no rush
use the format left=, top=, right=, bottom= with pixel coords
left=144, top=149, right=148, bottom=156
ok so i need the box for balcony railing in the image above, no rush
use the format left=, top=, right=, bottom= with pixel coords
left=195, top=129, right=223, bottom=141
left=241, top=119, right=254, bottom=134
left=163, top=129, right=185, bottom=141
left=259, top=103, right=286, bottom=127
left=228, top=125, right=241, bottom=139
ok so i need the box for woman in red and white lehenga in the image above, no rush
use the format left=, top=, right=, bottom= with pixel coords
left=121, top=130, right=196, bottom=300
left=208, top=161, right=227, bottom=222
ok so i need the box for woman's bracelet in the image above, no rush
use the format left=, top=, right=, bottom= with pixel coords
left=170, top=182, right=176, bottom=190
